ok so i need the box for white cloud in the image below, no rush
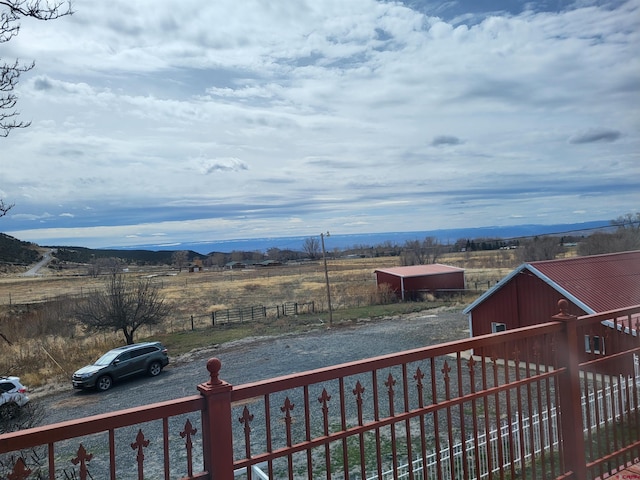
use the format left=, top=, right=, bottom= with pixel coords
left=2, top=0, right=639, bottom=249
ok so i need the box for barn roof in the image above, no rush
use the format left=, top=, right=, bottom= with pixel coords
left=464, top=250, right=640, bottom=316
left=375, top=264, right=464, bottom=278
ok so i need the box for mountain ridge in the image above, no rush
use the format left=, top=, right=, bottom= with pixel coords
left=0, top=220, right=613, bottom=262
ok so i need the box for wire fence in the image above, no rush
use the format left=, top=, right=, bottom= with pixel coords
left=168, top=302, right=317, bottom=332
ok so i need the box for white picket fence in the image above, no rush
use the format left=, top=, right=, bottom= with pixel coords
left=241, top=373, right=639, bottom=479
left=373, top=373, right=640, bottom=480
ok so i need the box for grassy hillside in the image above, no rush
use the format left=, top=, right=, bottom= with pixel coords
left=0, top=233, right=40, bottom=265
left=50, top=246, right=196, bottom=265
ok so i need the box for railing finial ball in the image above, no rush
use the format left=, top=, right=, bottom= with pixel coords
left=557, top=298, right=569, bottom=314
left=206, top=357, right=222, bottom=385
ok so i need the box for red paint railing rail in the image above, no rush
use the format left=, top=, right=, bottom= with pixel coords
left=1, top=302, right=639, bottom=479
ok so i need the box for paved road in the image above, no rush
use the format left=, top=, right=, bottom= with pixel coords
left=21, top=250, right=54, bottom=276
left=38, top=308, right=468, bottom=425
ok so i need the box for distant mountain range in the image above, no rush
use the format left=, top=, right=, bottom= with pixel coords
left=107, top=220, right=613, bottom=255
left=0, top=220, right=617, bottom=265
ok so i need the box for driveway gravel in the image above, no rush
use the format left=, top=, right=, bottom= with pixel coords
left=36, top=307, right=468, bottom=425
left=24, top=307, right=469, bottom=478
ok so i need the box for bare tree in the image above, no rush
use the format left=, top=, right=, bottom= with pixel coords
left=172, top=250, right=189, bottom=272
left=87, top=256, right=122, bottom=277
left=519, top=236, right=565, bottom=262
left=0, top=198, right=13, bottom=217
left=302, top=237, right=321, bottom=259
left=1, top=1, right=72, bottom=215
left=612, top=212, right=640, bottom=231
left=579, top=212, right=640, bottom=255
left=208, top=252, right=227, bottom=268
left=75, top=273, right=170, bottom=345
left=2, top=0, right=72, bottom=136
left=400, top=237, right=442, bottom=265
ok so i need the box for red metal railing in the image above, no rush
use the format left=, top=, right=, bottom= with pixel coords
left=573, top=305, right=640, bottom=479
left=1, top=302, right=639, bottom=479
left=0, top=395, right=207, bottom=479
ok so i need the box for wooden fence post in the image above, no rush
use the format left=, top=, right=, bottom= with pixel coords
left=198, top=358, right=234, bottom=478
left=552, top=299, right=587, bottom=479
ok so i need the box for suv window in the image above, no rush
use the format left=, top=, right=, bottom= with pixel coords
left=0, top=382, right=13, bottom=393
left=133, top=346, right=157, bottom=357
left=116, top=351, right=132, bottom=362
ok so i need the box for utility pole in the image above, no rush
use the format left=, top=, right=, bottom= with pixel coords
left=320, top=232, right=332, bottom=327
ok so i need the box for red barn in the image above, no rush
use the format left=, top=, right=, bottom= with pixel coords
left=463, top=250, right=640, bottom=373
left=374, top=264, right=465, bottom=300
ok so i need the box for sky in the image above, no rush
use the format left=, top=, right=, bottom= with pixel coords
left=1, top=0, right=639, bottom=250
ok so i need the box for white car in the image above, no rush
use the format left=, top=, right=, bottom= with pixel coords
left=0, top=376, right=30, bottom=418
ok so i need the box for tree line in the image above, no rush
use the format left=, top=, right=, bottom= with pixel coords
left=52, top=211, right=640, bottom=275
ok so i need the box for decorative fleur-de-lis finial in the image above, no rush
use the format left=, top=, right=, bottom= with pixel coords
left=385, top=373, right=396, bottom=415
left=281, top=397, right=295, bottom=447
left=181, top=418, right=198, bottom=442
left=353, top=381, right=365, bottom=402
left=467, top=356, right=476, bottom=370
left=239, top=406, right=254, bottom=427
left=414, top=367, right=425, bottom=406
left=318, top=388, right=332, bottom=408
left=180, top=419, right=198, bottom=478
left=281, top=397, right=295, bottom=414
left=512, top=346, right=520, bottom=363
left=353, top=381, right=366, bottom=426
left=414, top=367, right=424, bottom=386
left=441, top=361, right=451, bottom=378
left=532, top=341, right=541, bottom=361
left=385, top=373, right=396, bottom=391
left=239, top=406, right=255, bottom=459
left=131, top=429, right=150, bottom=480
left=71, top=444, right=94, bottom=480
left=8, top=458, right=31, bottom=480
left=318, top=388, right=332, bottom=434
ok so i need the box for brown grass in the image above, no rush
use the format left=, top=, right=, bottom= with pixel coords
left=0, top=253, right=517, bottom=387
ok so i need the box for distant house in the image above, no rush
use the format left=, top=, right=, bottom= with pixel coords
left=188, top=259, right=204, bottom=273
left=256, top=260, right=282, bottom=267
left=225, top=261, right=246, bottom=270
left=463, top=250, right=640, bottom=373
left=374, top=264, right=465, bottom=300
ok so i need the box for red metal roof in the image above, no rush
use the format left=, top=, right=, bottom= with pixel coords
left=529, top=250, right=640, bottom=313
left=374, top=264, right=464, bottom=278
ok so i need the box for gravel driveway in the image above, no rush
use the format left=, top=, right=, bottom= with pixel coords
left=28, top=307, right=469, bottom=478
left=37, top=307, right=468, bottom=423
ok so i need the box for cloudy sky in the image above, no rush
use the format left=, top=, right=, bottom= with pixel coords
left=1, top=0, right=638, bottom=249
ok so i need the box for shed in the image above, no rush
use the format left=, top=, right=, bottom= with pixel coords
left=225, top=261, right=246, bottom=270
left=374, top=264, right=465, bottom=300
left=463, top=250, right=640, bottom=372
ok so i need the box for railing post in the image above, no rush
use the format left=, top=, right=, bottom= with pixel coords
left=198, top=357, right=234, bottom=479
left=552, top=299, right=587, bottom=479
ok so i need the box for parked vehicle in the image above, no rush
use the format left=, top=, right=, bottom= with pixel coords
left=72, top=342, right=169, bottom=391
left=0, top=376, right=30, bottom=418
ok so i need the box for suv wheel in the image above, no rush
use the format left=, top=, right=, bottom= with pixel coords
left=96, top=375, right=112, bottom=392
left=148, top=361, right=162, bottom=377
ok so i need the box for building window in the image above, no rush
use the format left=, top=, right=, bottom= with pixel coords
left=492, top=322, right=507, bottom=333
left=585, top=335, right=605, bottom=355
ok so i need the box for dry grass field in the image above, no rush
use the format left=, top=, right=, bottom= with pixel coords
left=0, top=250, right=520, bottom=388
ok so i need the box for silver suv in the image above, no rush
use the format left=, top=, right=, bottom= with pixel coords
left=0, top=376, right=30, bottom=418
left=72, top=342, right=169, bottom=391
